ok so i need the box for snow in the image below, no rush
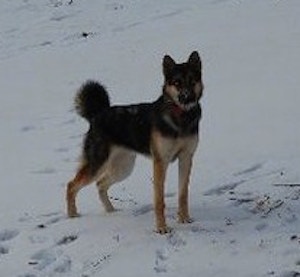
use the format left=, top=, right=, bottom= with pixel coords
left=0, top=0, right=300, bottom=276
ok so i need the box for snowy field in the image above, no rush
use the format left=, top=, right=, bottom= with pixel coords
left=0, top=0, right=300, bottom=276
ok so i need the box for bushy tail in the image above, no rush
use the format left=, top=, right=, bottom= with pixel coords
left=75, top=80, right=110, bottom=122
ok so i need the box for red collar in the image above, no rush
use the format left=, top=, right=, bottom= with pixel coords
left=171, top=103, right=185, bottom=117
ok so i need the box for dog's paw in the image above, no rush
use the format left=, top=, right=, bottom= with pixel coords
left=155, top=225, right=173, bottom=235
left=177, top=215, right=193, bottom=224
left=105, top=205, right=116, bottom=213
left=67, top=211, right=80, bottom=218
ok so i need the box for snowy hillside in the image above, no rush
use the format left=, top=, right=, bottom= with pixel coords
left=0, top=0, right=300, bottom=276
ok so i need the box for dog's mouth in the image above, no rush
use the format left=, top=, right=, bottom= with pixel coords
left=166, top=97, right=198, bottom=117
left=176, top=100, right=198, bottom=111
left=164, top=85, right=200, bottom=113
left=174, top=92, right=199, bottom=111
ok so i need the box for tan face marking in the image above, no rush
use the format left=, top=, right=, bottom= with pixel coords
left=164, top=83, right=180, bottom=101
left=164, top=80, right=202, bottom=111
left=194, top=81, right=204, bottom=99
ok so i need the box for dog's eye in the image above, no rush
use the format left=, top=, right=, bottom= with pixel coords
left=172, top=80, right=181, bottom=87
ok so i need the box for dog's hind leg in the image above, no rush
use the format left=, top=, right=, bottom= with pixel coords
left=66, top=163, right=94, bottom=217
left=96, top=146, right=136, bottom=213
left=96, top=177, right=115, bottom=213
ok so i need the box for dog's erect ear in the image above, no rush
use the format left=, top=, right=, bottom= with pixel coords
left=163, top=55, right=176, bottom=77
left=188, top=51, right=201, bottom=71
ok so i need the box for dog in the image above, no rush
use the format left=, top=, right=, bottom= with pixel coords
left=66, top=51, right=203, bottom=234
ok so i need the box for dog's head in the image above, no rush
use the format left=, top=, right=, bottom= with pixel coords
left=162, top=51, right=203, bottom=111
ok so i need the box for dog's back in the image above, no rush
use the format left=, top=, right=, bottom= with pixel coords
left=76, top=83, right=201, bottom=159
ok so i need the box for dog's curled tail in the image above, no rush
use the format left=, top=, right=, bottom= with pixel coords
left=75, top=80, right=110, bottom=121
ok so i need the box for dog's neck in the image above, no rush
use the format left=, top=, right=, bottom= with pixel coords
left=155, top=94, right=201, bottom=137
left=170, top=101, right=185, bottom=117
left=163, top=94, right=198, bottom=117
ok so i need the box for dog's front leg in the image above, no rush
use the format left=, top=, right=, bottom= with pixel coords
left=178, top=152, right=193, bottom=223
left=153, top=158, right=170, bottom=234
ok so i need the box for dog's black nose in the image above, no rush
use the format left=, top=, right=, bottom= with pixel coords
left=178, top=90, right=194, bottom=104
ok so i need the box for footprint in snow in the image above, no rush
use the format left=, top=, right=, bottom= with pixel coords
left=81, top=253, right=112, bottom=276
left=0, top=229, right=19, bottom=242
left=29, top=248, right=72, bottom=274
left=56, top=235, right=78, bottom=246
left=154, top=249, right=168, bottom=273
left=27, top=234, right=75, bottom=274
left=255, top=222, right=268, bottom=231
left=0, top=245, right=9, bottom=255
left=203, top=180, right=246, bottom=196
left=133, top=204, right=152, bottom=217
left=29, top=249, right=62, bottom=271
left=19, top=212, right=66, bottom=230
left=153, top=232, right=186, bottom=273
left=52, top=256, right=72, bottom=274
left=36, top=214, right=65, bottom=229
left=233, top=163, right=263, bottom=177
left=166, top=232, right=186, bottom=249
left=279, top=271, right=300, bottom=277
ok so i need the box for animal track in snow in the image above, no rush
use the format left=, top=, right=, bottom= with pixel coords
left=56, top=235, right=78, bottom=246
left=29, top=249, right=59, bottom=270
left=154, top=249, right=168, bottom=273
left=0, top=229, right=19, bottom=242
left=0, top=245, right=9, bottom=255
left=133, top=204, right=152, bottom=216
left=204, top=180, right=246, bottom=196
left=52, top=255, right=72, bottom=274
left=204, top=164, right=283, bottom=197
left=81, top=253, right=112, bottom=276
left=29, top=248, right=72, bottom=274
left=154, top=232, right=187, bottom=273
left=234, top=163, right=263, bottom=177
left=36, top=215, right=65, bottom=229
left=279, top=271, right=300, bottom=277
left=26, top=232, right=76, bottom=275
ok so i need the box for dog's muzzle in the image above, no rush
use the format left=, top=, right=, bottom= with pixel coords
left=178, top=89, right=195, bottom=105
left=175, top=90, right=198, bottom=111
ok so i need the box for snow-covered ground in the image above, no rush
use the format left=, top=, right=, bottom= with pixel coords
left=0, top=0, right=300, bottom=276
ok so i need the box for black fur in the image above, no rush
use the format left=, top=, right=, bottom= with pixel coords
left=77, top=88, right=201, bottom=175
left=67, top=52, right=203, bottom=233
left=75, top=81, right=110, bottom=121
left=75, top=53, right=202, bottom=175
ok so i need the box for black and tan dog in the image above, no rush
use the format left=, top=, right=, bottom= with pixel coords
left=66, top=51, right=203, bottom=234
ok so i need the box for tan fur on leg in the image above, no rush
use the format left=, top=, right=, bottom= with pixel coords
left=96, top=178, right=115, bottom=213
left=153, top=158, right=170, bottom=233
left=177, top=137, right=198, bottom=223
left=66, top=164, right=93, bottom=217
left=178, top=154, right=193, bottom=223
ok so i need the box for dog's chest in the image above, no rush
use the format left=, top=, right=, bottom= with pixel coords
left=151, top=131, right=198, bottom=162
left=167, top=138, right=190, bottom=162
left=155, top=103, right=201, bottom=138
